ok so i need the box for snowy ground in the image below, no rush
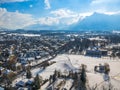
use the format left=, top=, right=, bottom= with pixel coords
left=38, top=54, right=120, bottom=89
left=13, top=54, right=120, bottom=89
left=51, top=54, right=120, bottom=89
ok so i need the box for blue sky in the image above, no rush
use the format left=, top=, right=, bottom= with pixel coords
left=0, top=0, right=120, bottom=30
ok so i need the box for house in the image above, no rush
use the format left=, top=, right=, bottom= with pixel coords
left=16, top=81, right=25, bottom=87
left=26, top=80, right=33, bottom=86
left=100, top=50, right=108, bottom=56
left=85, top=49, right=107, bottom=57
left=24, top=51, right=35, bottom=61
left=33, top=50, right=41, bottom=59
left=16, top=79, right=33, bottom=88
left=19, top=58, right=28, bottom=65
left=17, top=87, right=28, bottom=90
left=3, top=69, right=12, bottom=75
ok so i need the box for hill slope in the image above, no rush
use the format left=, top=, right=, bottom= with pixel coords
left=71, top=12, right=120, bottom=31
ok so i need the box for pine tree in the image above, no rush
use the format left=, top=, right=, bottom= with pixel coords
left=81, top=69, right=86, bottom=84
left=52, top=74, right=56, bottom=83
left=54, top=70, right=57, bottom=76
left=49, top=75, right=52, bottom=84
left=34, top=74, right=42, bottom=89
left=74, top=72, right=78, bottom=80
left=80, top=64, right=86, bottom=85
left=26, top=69, right=32, bottom=79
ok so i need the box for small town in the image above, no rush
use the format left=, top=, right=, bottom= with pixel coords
left=0, top=30, right=120, bottom=90
left=0, top=0, right=120, bottom=90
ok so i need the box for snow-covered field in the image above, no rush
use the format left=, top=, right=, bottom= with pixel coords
left=13, top=54, right=120, bottom=89
left=58, top=55, right=120, bottom=89
left=37, top=54, right=120, bottom=89
left=8, top=33, right=41, bottom=37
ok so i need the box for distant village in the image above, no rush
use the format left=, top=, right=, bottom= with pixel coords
left=0, top=30, right=120, bottom=90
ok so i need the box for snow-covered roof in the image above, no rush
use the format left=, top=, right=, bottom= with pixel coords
left=3, top=69, right=12, bottom=74
left=106, top=43, right=120, bottom=48
left=16, top=81, right=25, bottom=86
left=0, top=87, right=4, bottom=90
left=89, top=37, right=107, bottom=41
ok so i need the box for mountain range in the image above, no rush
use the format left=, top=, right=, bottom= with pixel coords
left=1, top=12, right=120, bottom=31
left=71, top=12, right=120, bottom=31
left=25, top=12, right=120, bottom=31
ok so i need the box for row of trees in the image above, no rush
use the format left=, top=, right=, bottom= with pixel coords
left=47, top=64, right=87, bottom=90
left=57, top=38, right=91, bottom=54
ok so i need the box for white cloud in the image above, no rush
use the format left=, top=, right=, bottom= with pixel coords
left=66, top=12, right=93, bottom=25
left=38, top=17, right=59, bottom=25
left=36, top=9, right=93, bottom=27
left=0, top=0, right=28, bottom=3
left=91, top=0, right=119, bottom=5
left=51, top=9, right=76, bottom=18
left=0, top=8, right=60, bottom=29
left=50, top=9, right=89, bottom=25
left=0, top=8, right=35, bottom=29
left=90, top=0, right=120, bottom=12
left=94, top=10, right=120, bottom=15
left=44, top=0, right=51, bottom=9
left=103, top=11, right=120, bottom=15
